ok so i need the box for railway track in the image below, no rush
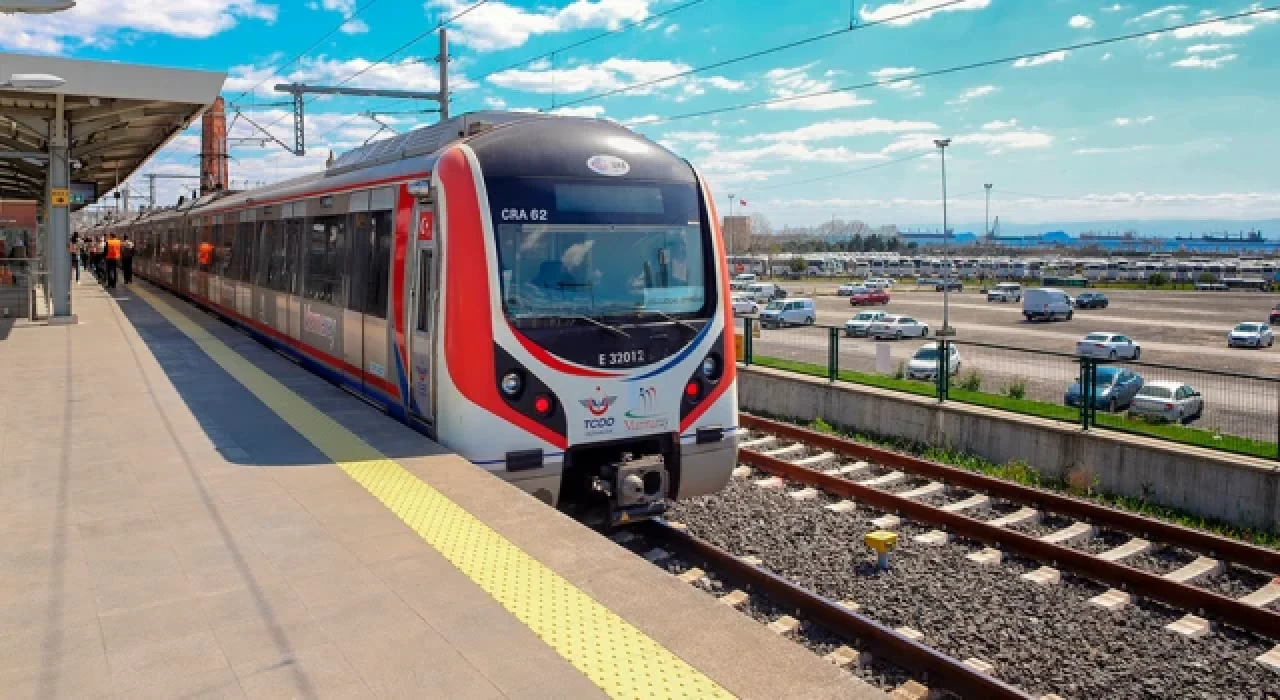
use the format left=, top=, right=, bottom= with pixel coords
left=735, top=413, right=1280, bottom=651
left=630, top=520, right=1032, bottom=699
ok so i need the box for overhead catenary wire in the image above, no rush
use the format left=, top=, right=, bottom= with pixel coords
left=251, top=0, right=493, bottom=139
left=317, top=0, right=712, bottom=141
left=740, top=151, right=933, bottom=194
left=646, top=4, right=1280, bottom=124
left=553, top=0, right=975, bottom=109
left=226, top=0, right=384, bottom=106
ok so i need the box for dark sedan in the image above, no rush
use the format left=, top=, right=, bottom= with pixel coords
left=1064, top=366, right=1144, bottom=412
left=1074, top=292, right=1109, bottom=309
left=935, top=280, right=963, bottom=292
left=1270, top=303, right=1280, bottom=325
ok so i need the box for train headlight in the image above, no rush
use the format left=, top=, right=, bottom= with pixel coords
left=701, top=354, right=721, bottom=381
left=500, top=372, right=523, bottom=397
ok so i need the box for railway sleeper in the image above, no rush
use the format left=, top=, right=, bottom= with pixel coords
left=859, top=470, right=906, bottom=488
left=1239, top=578, right=1280, bottom=608
left=1163, top=556, right=1223, bottom=585
left=1096, top=537, right=1152, bottom=562
left=986, top=507, right=1041, bottom=528
left=1039, top=522, right=1097, bottom=546
left=761, top=443, right=806, bottom=460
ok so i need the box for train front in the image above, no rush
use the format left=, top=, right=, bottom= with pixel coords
left=435, top=115, right=737, bottom=525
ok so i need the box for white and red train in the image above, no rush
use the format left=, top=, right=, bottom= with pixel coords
left=97, top=112, right=738, bottom=523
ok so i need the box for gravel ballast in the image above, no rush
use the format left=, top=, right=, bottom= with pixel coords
left=666, top=474, right=1280, bottom=699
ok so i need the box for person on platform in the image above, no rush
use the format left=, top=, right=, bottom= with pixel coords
left=121, top=234, right=135, bottom=285
left=105, top=232, right=122, bottom=288
left=69, top=233, right=81, bottom=283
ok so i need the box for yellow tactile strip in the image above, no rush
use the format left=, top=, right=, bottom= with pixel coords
left=132, top=285, right=733, bottom=700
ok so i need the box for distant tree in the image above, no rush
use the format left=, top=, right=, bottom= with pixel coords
left=907, top=242, right=920, bottom=251
left=851, top=234, right=864, bottom=251
left=749, top=213, right=773, bottom=238
left=788, top=256, right=807, bottom=273
left=1147, top=272, right=1168, bottom=287
left=1197, top=272, right=1218, bottom=285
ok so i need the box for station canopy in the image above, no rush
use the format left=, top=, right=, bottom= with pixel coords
left=0, top=51, right=225, bottom=208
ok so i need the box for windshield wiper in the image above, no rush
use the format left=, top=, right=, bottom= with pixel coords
left=572, top=315, right=630, bottom=338
left=640, top=309, right=698, bottom=332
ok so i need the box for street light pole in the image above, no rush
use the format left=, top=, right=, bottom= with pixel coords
left=984, top=183, right=992, bottom=238
left=727, top=193, right=736, bottom=253
left=935, top=139, right=954, bottom=337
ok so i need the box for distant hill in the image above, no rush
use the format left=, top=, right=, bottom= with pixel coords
left=900, top=219, right=1280, bottom=239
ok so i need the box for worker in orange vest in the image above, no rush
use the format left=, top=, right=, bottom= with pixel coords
left=198, top=241, right=213, bottom=268
left=105, top=233, right=123, bottom=288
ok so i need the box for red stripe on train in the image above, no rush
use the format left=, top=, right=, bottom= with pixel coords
left=439, top=147, right=568, bottom=450
left=510, top=329, right=623, bottom=379
left=392, top=184, right=413, bottom=392
left=680, top=178, right=736, bottom=433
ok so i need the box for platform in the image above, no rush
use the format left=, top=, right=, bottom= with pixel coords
left=0, top=277, right=884, bottom=699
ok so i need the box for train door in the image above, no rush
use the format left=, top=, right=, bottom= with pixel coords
left=407, top=198, right=436, bottom=424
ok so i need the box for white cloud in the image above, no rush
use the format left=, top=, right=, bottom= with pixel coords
left=340, top=18, right=369, bottom=33
left=0, top=0, right=277, bottom=53
left=487, top=57, right=743, bottom=100
left=859, top=0, right=991, bottom=27
left=1171, top=53, right=1238, bottom=68
left=1101, top=52, right=1113, bottom=60
left=1125, top=5, right=1187, bottom=25
left=484, top=96, right=507, bottom=109
left=744, top=118, right=939, bottom=143
left=763, top=64, right=873, bottom=111
left=1111, top=115, right=1154, bottom=126
left=1100, top=3, right=1127, bottom=12
left=1172, top=20, right=1257, bottom=38
left=550, top=105, right=607, bottom=118
left=624, top=114, right=662, bottom=125
left=982, top=118, right=1018, bottom=130
left=946, top=84, right=997, bottom=105
left=869, top=66, right=922, bottom=95
left=702, top=142, right=888, bottom=167
left=427, top=0, right=651, bottom=51
left=880, top=128, right=1052, bottom=155
left=1013, top=50, right=1069, bottom=68
left=1073, top=145, right=1153, bottom=154
left=664, top=23, right=679, bottom=36
left=662, top=130, right=719, bottom=142
left=1068, top=14, right=1094, bottom=29
left=1185, top=43, right=1231, bottom=53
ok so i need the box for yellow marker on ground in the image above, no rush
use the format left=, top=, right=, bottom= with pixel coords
left=133, top=285, right=733, bottom=700
left=865, top=530, right=899, bottom=570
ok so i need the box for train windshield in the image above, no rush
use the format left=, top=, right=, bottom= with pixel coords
left=489, top=177, right=712, bottom=322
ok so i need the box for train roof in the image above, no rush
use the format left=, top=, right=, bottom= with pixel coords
left=98, top=111, right=640, bottom=229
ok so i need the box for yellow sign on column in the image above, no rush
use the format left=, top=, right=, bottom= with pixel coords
left=51, top=188, right=70, bottom=207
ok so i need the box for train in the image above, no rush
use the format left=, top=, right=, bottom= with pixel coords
left=92, top=112, right=739, bottom=525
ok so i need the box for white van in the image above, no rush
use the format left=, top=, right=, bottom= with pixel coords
left=735, top=273, right=758, bottom=283
left=987, top=282, right=1022, bottom=303
left=1023, top=287, right=1074, bottom=322
left=747, top=282, right=782, bottom=303
left=759, top=298, right=816, bottom=328
left=865, top=278, right=893, bottom=290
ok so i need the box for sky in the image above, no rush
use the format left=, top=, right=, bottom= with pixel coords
left=4, top=0, right=1279, bottom=230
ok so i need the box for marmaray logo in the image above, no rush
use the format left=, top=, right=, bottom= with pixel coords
left=579, top=386, right=618, bottom=417
left=626, top=386, right=660, bottom=418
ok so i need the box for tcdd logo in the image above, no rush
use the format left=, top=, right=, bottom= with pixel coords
left=579, top=386, right=618, bottom=417
left=584, top=417, right=615, bottom=430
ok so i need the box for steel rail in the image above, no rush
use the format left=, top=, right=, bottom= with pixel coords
left=643, top=520, right=1032, bottom=699
left=734, top=430, right=1280, bottom=640
left=741, top=413, right=1280, bottom=575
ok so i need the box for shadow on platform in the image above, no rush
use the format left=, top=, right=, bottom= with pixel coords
left=110, top=284, right=447, bottom=467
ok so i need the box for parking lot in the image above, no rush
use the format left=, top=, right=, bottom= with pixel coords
left=743, top=284, right=1280, bottom=445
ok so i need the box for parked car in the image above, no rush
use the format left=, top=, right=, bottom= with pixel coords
left=732, top=296, right=759, bottom=315
left=935, top=279, right=963, bottom=292
left=866, top=278, right=894, bottom=290
left=1227, top=322, right=1274, bottom=348
left=836, top=283, right=857, bottom=297
left=746, top=282, right=783, bottom=303
left=1074, top=292, right=1109, bottom=309
left=869, top=315, right=930, bottom=340
left=759, top=298, right=816, bottom=328
left=986, top=283, right=1022, bottom=303
left=1129, top=380, right=1203, bottom=424
left=1076, top=332, right=1141, bottom=360
left=849, top=287, right=890, bottom=306
left=1270, top=303, right=1280, bottom=325
left=1023, top=288, right=1074, bottom=322
left=844, top=310, right=887, bottom=337
left=1064, top=366, right=1144, bottom=412
left=905, top=343, right=961, bottom=380
left=734, top=273, right=758, bottom=283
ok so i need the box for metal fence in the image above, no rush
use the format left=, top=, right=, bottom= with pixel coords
left=741, top=318, right=1280, bottom=460
left=0, top=258, right=48, bottom=321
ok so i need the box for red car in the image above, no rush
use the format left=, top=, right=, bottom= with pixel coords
left=849, top=288, right=890, bottom=306
left=1270, top=303, right=1280, bottom=325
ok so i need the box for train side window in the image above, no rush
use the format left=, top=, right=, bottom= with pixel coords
left=365, top=210, right=394, bottom=319
left=285, top=217, right=304, bottom=294
left=235, top=221, right=253, bottom=282
left=306, top=214, right=347, bottom=305
left=347, top=210, right=371, bottom=312
left=258, top=220, right=278, bottom=288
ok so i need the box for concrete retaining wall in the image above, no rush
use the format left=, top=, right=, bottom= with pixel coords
left=739, top=365, right=1280, bottom=531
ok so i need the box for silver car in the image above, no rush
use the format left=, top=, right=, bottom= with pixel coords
left=1228, top=322, right=1274, bottom=348
left=1129, top=381, right=1203, bottom=423
left=905, top=343, right=961, bottom=380
left=844, top=310, right=886, bottom=337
